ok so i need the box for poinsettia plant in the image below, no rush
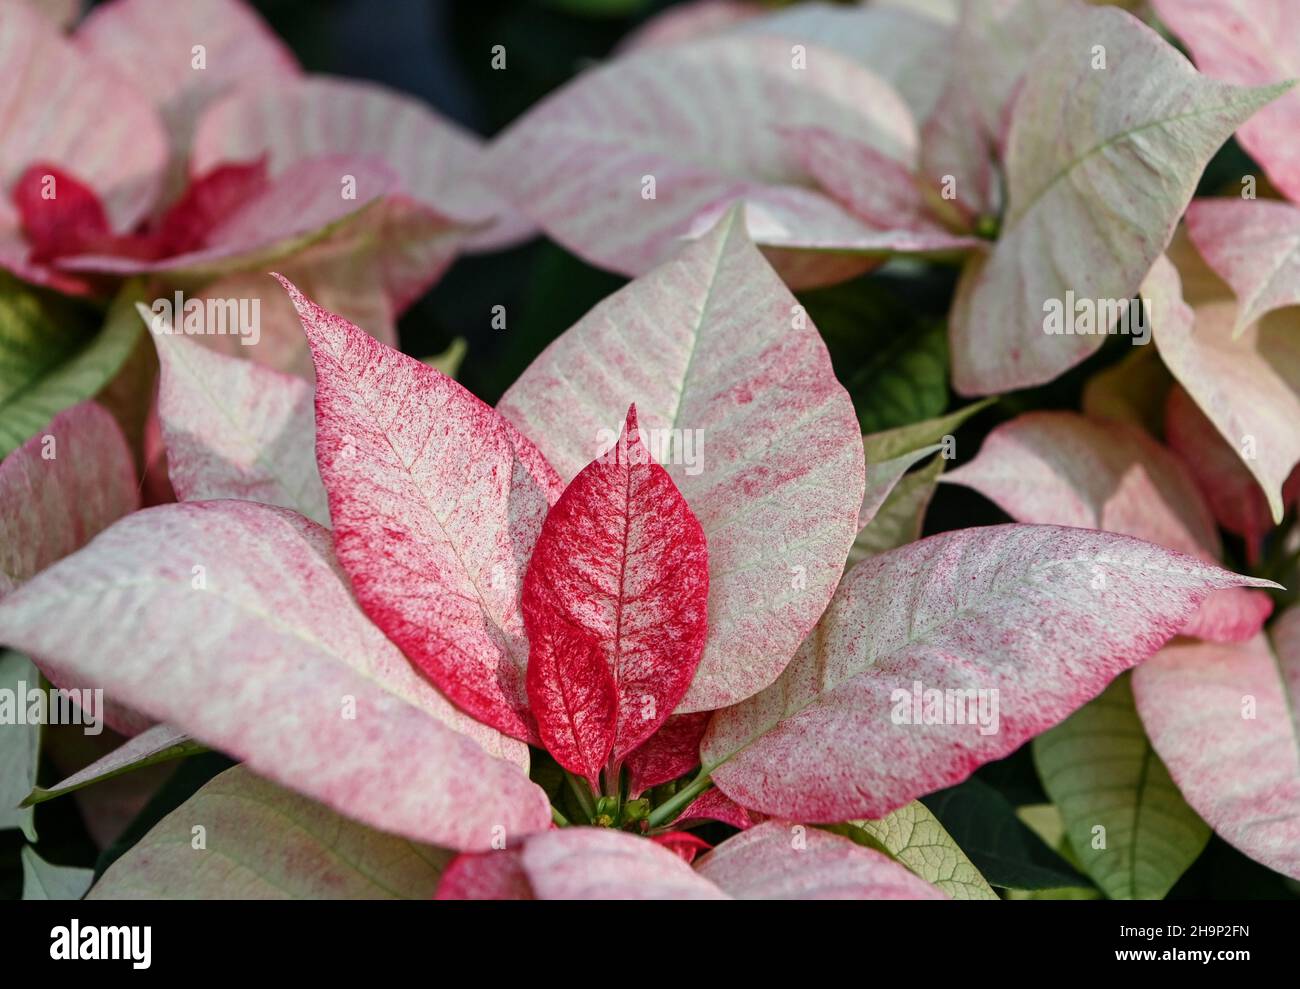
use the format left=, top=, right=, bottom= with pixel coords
left=3, top=0, right=1300, bottom=904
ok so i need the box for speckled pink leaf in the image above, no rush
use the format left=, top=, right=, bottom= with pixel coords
left=1133, top=606, right=1300, bottom=880
left=152, top=328, right=328, bottom=525
left=1155, top=0, right=1300, bottom=204
left=1186, top=198, right=1300, bottom=332
left=521, top=827, right=728, bottom=900
left=948, top=6, right=1286, bottom=394
left=0, top=401, right=138, bottom=595
left=485, top=34, right=919, bottom=288
left=500, top=213, right=864, bottom=712
left=1164, top=383, right=1299, bottom=565
left=0, top=1, right=165, bottom=289
left=74, top=0, right=299, bottom=190
left=677, top=787, right=755, bottom=831
left=695, top=821, right=946, bottom=899
left=703, top=524, right=1277, bottom=822
left=285, top=279, right=562, bottom=743
left=191, top=77, right=518, bottom=301
left=435, top=849, right=534, bottom=901
left=624, top=712, right=711, bottom=797
left=524, top=406, right=709, bottom=773
left=0, top=501, right=546, bottom=850
left=943, top=411, right=1272, bottom=642
left=1149, top=237, right=1300, bottom=524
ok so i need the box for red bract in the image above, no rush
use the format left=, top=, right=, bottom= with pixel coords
left=523, top=405, right=709, bottom=780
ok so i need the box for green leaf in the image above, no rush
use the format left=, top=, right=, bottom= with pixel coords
left=0, top=282, right=144, bottom=457
left=21, top=846, right=94, bottom=901
left=90, top=765, right=453, bottom=899
left=848, top=801, right=998, bottom=900
left=0, top=652, right=41, bottom=841
left=850, top=453, right=945, bottom=566
left=23, top=723, right=205, bottom=808
left=863, top=398, right=995, bottom=463
left=921, top=776, right=1091, bottom=891
left=420, top=337, right=467, bottom=378
left=1033, top=673, right=1211, bottom=899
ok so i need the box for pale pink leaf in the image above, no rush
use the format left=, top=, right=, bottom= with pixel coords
left=485, top=34, right=918, bottom=288
left=1149, top=237, right=1300, bottom=524
left=1155, top=0, right=1300, bottom=204
left=500, top=212, right=864, bottom=712
left=152, top=327, right=329, bottom=525
left=520, top=827, right=728, bottom=900
left=702, top=524, right=1277, bottom=822
left=0, top=400, right=138, bottom=595
left=1132, top=607, right=1300, bottom=881
left=284, top=279, right=562, bottom=743
left=695, top=821, right=947, bottom=899
left=943, top=411, right=1271, bottom=642
left=0, top=501, right=546, bottom=850
left=948, top=6, right=1287, bottom=394
left=74, top=0, right=299, bottom=191
left=1186, top=198, right=1300, bottom=332
left=0, top=2, right=165, bottom=286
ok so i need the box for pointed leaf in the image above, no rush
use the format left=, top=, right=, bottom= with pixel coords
left=943, top=411, right=1272, bottom=642
left=0, top=501, right=548, bottom=850
left=695, top=821, right=947, bottom=899
left=501, top=213, right=864, bottom=711
left=23, top=723, right=202, bottom=808
left=485, top=34, right=919, bottom=287
left=677, top=787, right=755, bottom=831
left=849, top=453, right=943, bottom=567
left=702, top=523, right=1277, bottom=822
left=849, top=801, right=997, bottom=900
left=1149, top=236, right=1300, bottom=524
left=1034, top=673, right=1211, bottom=899
left=860, top=444, right=941, bottom=531
left=1187, top=198, right=1300, bottom=332
left=152, top=326, right=328, bottom=525
left=1154, top=0, right=1300, bottom=204
left=949, top=6, right=1287, bottom=393
left=523, top=406, right=709, bottom=769
left=861, top=397, right=994, bottom=463
left=90, top=766, right=453, bottom=899
left=22, top=847, right=93, bottom=901
left=1133, top=608, right=1300, bottom=881
left=284, top=279, right=562, bottom=742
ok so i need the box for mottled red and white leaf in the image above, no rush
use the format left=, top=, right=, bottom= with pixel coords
left=676, top=787, right=755, bottom=831
left=523, top=406, right=709, bottom=770
left=485, top=34, right=919, bottom=287
left=702, top=524, right=1277, bottom=822
left=1149, top=237, right=1300, bottom=524
left=1186, top=198, right=1300, bottom=332
left=1133, top=607, right=1300, bottom=881
left=152, top=328, right=328, bottom=525
left=286, top=279, right=562, bottom=742
left=1155, top=0, right=1300, bottom=204
left=695, top=821, right=946, bottom=899
left=948, top=6, right=1286, bottom=394
left=0, top=501, right=546, bottom=850
left=944, top=411, right=1272, bottom=642
left=624, top=712, right=711, bottom=797
left=500, top=213, right=864, bottom=712
left=0, top=400, right=138, bottom=596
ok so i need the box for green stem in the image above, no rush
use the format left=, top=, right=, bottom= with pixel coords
left=646, top=769, right=713, bottom=829
left=564, top=770, right=596, bottom=823
left=551, top=805, right=570, bottom=828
